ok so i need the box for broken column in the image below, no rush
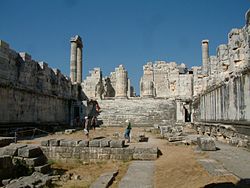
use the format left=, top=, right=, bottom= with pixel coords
left=115, top=65, right=128, bottom=98
left=70, top=35, right=83, bottom=83
left=202, top=40, right=209, bottom=75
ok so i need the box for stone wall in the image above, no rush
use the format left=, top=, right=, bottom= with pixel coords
left=192, top=9, right=250, bottom=136
left=98, top=98, right=176, bottom=126
left=0, top=40, right=83, bottom=127
left=140, top=61, right=192, bottom=99
left=41, top=138, right=158, bottom=162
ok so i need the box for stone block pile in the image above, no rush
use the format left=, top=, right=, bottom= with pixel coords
left=41, top=138, right=158, bottom=162
left=197, top=136, right=217, bottom=151
left=3, top=172, right=52, bottom=188
left=193, top=123, right=250, bottom=149
left=159, top=125, right=184, bottom=142
left=0, top=144, right=51, bottom=186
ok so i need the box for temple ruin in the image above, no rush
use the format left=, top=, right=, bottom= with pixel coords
left=0, top=10, right=249, bottom=147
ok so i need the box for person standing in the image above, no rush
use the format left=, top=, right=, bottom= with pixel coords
left=124, top=119, right=132, bottom=143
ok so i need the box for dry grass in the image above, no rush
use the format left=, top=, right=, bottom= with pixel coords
left=51, top=159, right=130, bottom=188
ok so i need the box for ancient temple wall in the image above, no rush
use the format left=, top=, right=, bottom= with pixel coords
left=193, top=71, right=250, bottom=136
left=178, top=74, right=193, bottom=99
left=140, top=61, right=192, bottom=99
left=0, top=40, right=80, bottom=126
left=82, top=68, right=102, bottom=99
left=193, top=10, right=250, bottom=136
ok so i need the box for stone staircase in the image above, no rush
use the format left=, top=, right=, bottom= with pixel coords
left=98, top=98, right=176, bottom=127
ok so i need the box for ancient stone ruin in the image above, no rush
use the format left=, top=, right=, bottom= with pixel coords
left=0, top=8, right=250, bottom=188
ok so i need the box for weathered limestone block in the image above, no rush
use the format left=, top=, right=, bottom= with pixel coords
left=133, top=147, right=158, bottom=160
left=41, top=140, right=49, bottom=146
left=197, top=136, right=216, bottom=151
left=78, top=140, right=89, bottom=147
left=18, top=145, right=43, bottom=158
left=60, top=140, right=81, bottom=147
left=100, top=139, right=111, bottom=147
left=96, top=148, right=111, bottom=160
left=110, top=148, right=133, bottom=160
left=49, top=139, right=60, bottom=146
left=80, top=148, right=91, bottom=160
left=23, top=155, right=47, bottom=167
left=168, top=136, right=184, bottom=142
left=89, top=139, right=101, bottom=147
left=5, top=172, right=52, bottom=188
left=90, top=170, right=118, bottom=188
left=110, top=140, right=125, bottom=148
left=0, top=144, right=27, bottom=156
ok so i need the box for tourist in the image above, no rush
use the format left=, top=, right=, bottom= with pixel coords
left=91, top=116, right=97, bottom=131
left=84, top=116, right=89, bottom=138
left=124, top=119, right=132, bottom=143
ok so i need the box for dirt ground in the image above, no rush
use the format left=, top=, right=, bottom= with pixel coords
left=20, top=127, right=239, bottom=188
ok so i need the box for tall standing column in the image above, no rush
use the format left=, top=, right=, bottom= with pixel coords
left=115, top=65, right=128, bottom=98
left=70, top=40, right=77, bottom=82
left=76, top=45, right=82, bottom=83
left=202, top=40, right=209, bottom=75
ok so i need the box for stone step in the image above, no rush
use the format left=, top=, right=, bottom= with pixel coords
left=90, top=170, right=118, bottom=188
left=119, top=161, right=154, bottom=188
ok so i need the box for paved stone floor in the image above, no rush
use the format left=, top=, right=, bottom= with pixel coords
left=119, top=161, right=154, bottom=188
left=208, top=141, right=250, bottom=179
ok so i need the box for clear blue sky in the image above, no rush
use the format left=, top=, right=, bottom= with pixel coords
left=0, top=0, right=249, bottom=94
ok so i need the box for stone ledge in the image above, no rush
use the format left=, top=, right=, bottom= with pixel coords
left=41, top=145, right=159, bottom=162
left=90, top=170, right=118, bottom=188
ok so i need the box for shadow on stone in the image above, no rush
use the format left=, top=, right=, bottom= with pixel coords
left=216, top=147, right=221, bottom=151
left=203, top=182, right=235, bottom=188
left=157, top=149, right=163, bottom=156
left=93, top=136, right=106, bottom=140
left=236, top=178, right=250, bottom=188
left=203, top=178, right=250, bottom=188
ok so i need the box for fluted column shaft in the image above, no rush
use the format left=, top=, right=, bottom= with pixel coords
left=70, top=42, right=77, bottom=82
left=76, top=46, right=82, bottom=83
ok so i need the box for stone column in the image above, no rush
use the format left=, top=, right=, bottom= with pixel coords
left=115, top=65, right=128, bottom=98
left=141, top=80, right=154, bottom=98
left=202, top=40, right=209, bottom=75
left=70, top=40, right=77, bottom=82
left=76, top=45, right=82, bottom=83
